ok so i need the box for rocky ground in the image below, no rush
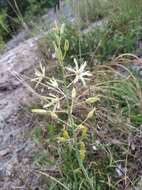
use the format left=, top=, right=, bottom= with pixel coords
left=0, top=36, right=41, bottom=189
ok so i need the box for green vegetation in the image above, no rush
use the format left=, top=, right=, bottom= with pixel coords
left=0, top=0, right=58, bottom=49
left=39, top=22, right=142, bottom=66
left=1, top=0, right=142, bottom=189
left=39, top=0, right=142, bottom=66
left=0, top=9, right=8, bottom=49
left=30, top=0, right=142, bottom=189
left=74, top=0, right=108, bottom=25
left=32, top=26, right=142, bottom=190
left=31, top=0, right=142, bottom=189
left=75, top=0, right=142, bottom=27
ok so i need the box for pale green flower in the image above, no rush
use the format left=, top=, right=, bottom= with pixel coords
left=31, top=63, right=45, bottom=88
left=48, top=77, right=59, bottom=88
left=66, top=58, right=92, bottom=86
left=43, top=93, right=61, bottom=111
left=46, top=77, right=65, bottom=96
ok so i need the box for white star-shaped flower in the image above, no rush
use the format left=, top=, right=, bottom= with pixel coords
left=66, top=58, right=92, bottom=86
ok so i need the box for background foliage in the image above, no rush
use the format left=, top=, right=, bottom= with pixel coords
left=0, top=0, right=57, bottom=45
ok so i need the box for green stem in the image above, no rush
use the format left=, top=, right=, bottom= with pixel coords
left=59, top=56, right=72, bottom=123
left=75, top=145, right=94, bottom=190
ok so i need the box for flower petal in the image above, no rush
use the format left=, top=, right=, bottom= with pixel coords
left=74, top=58, right=79, bottom=70
left=79, top=61, right=87, bottom=73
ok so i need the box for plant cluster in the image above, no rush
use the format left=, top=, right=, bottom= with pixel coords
left=38, top=0, right=142, bottom=68
left=39, top=21, right=142, bottom=69
left=32, top=24, right=142, bottom=189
